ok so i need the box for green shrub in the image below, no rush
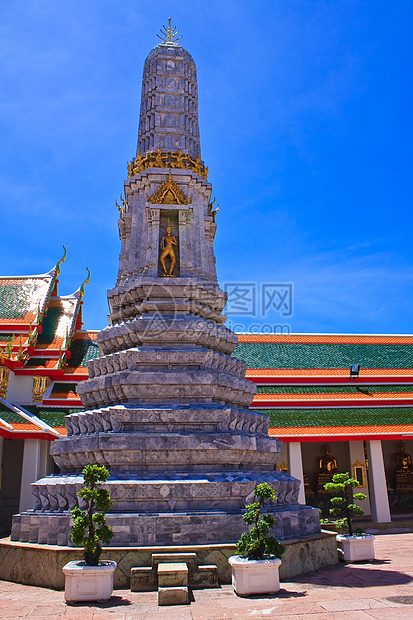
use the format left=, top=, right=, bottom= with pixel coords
left=70, top=464, right=114, bottom=565
left=237, top=482, right=285, bottom=561
left=324, top=472, right=367, bottom=536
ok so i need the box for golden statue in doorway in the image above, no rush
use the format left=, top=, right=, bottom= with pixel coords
left=160, top=221, right=178, bottom=277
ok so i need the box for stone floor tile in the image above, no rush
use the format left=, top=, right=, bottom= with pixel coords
left=91, top=611, right=127, bottom=620
left=365, top=609, right=413, bottom=619
left=297, top=613, right=374, bottom=620
left=61, top=609, right=96, bottom=619
left=28, top=604, right=67, bottom=615
left=26, top=617, right=65, bottom=620
left=318, top=598, right=391, bottom=612
left=0, top=610, right=32, bottom=619
left=0, top=533, right=412, bottom=619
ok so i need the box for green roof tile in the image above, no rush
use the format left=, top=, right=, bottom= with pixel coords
left=234, top=342, right=413, bottom=370
left=0, top=284, right=33, bottom=320
left=37, top=306, right=64, bottom=344
left=0, top=334, right=17, bottom=342
left=24, top=359, right=47, bottom=367
left=0, top=278, right=51, bottom=321
left=0, top=405, right=82, bottom=427
left=256, top=385, right=413, bottom=395
left=254, top=406, right=413, bottom=428
left=68, top=337, right=100, bottom=367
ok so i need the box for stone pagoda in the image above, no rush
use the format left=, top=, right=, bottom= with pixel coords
left=11, top=22, right=320, bottom=547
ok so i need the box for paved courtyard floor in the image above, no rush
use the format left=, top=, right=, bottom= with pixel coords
left=1, top=533, right=413, bottom=619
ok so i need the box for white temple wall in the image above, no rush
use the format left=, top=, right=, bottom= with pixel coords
left=19, top=439, right=49, bottom=512
left=5, top=373, right=33, bottom=405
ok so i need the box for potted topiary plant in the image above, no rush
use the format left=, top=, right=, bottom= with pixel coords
left=324, top=472, right=375, bottom=562
left=62, top=464, right=117, bottom=603
left=228, top=482, right=286, bottom=596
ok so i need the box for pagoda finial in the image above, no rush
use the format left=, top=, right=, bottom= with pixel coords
left=157, top=17, right=182, bottom=45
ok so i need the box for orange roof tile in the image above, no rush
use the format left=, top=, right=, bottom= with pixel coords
left=253, top=392, right=413, bottom=402
left=63, top=367, right=89, bottom=375
left=47, top=392, right=81, bottom=400
left=71, top=331, right=98, bottom=341
left=4, top=423, right=67, bottom=436
left=269, top=424, right=413, bottom=437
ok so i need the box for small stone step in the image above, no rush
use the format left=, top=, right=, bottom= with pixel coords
left=157, top=562, right=188, bottom=587
left=192, top=564, right=219, bottom=588
left=152, top=552, right=197, bottom=576
left=130, top=566, right=157, bottom=592
left=158, top=586, right=189, bottom=606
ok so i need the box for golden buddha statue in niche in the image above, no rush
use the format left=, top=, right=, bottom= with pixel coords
left=160, top=224, right=177, bottom=277
left=317, top=443, right=339, bottom=495
left=319, top=444, right=338, bottom=473
left=396, top=441, right=413, bottom=472
left=395, top=441, right=413, bottom=493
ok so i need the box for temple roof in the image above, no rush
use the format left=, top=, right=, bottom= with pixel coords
left=234, top=334, right=413, bottom=370
left=0, top=254, right=92, bottom=374
left=0, top=271, right=55, bottom=327
left=234, top=333, right=413, bottom=441
left=0, top=403, right=74, bottom=438
left=0, top=257, right=98, bottom=439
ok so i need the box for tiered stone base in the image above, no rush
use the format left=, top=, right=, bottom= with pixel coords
left=12, top=504, right=319, bottom=547
left=11, top=402, right=321, bottom=548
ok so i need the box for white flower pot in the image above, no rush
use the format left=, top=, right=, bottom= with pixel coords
left=62, top=560, right=117, bottom=603
left=228, top=555, right=282, bottom=596
left=337, top=534, right=375, bottom=562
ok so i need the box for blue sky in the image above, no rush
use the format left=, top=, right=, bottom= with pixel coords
left=1, top=1, right=412, bottom=333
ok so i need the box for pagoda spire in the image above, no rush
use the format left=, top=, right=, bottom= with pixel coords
left=137, top=27, right=200, bottom=159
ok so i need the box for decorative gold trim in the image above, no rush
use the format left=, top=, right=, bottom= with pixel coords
left=0, top=366, right=10, bottom=399
left=128, top=148, right=208, bottom=180
left=147, top=169, right=190, bottom=205
left=277, top=461, right=288, bottom=472
left=32, top=376, right=50, bottom=402
left=116, top=194, right=129, bottom=219
left=352, top=460, right=367, bottom=487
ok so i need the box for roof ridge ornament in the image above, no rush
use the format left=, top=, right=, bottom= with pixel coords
left=54, top=245, right=67, bottom=278
left=79, top=268, right=91, bottom=300
left=157, top=17, right=182, bottom=45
